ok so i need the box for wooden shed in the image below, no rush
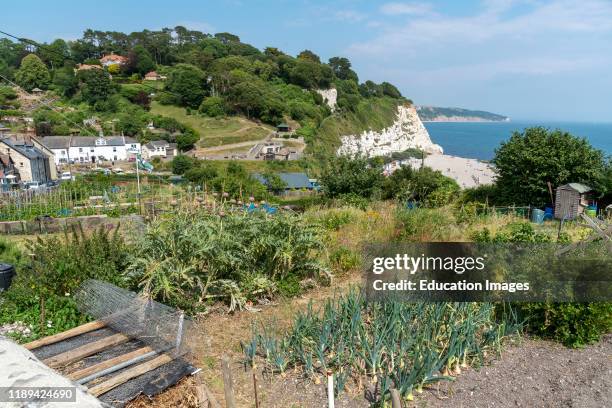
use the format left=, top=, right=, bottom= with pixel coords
left=554, top=183, right=592, bottom=220
left=276, top=123, right=291, bottom=133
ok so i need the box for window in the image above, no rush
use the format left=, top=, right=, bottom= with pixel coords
left=113, top=147, right=117, bottom=152
left=90, top=148, right=94, bottom=153
left=79, top=148, right=83, bottom=153
left=20, top=162, right=23, bottom=167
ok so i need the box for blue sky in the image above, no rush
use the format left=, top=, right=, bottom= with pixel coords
left=2, top=0, right=612, bottom=121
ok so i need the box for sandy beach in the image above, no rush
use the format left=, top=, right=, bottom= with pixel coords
left=386, top=154, right=497, bottom=189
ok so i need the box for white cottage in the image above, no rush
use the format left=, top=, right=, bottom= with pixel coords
left=41, top=136, right=141, bottom=165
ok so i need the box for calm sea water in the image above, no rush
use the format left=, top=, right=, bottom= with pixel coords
left=423, top=121, right=612, bottom=161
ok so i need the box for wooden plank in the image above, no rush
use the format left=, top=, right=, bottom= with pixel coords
left=24, top=320, right=106, bottom=350
left=43, top=333, right=129, bottom=369
left=88, top=354, right=173, bottom=397
left=195, top=372, right=221, bottom=408
left=67, top=346, right=153, bottom=381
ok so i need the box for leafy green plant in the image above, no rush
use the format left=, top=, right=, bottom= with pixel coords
left=126, top=211, right=329, bottom=312
left=330, top=246, right=361, bottom=273
left=243, top=290, right=519, bottom=404
left=471, top=222, right=610, bottom=347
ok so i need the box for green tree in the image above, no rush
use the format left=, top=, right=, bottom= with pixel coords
left=117, top=110, right=146, bottom=136
left=52, top=67, right=78, bottom=96
left=289, top=60, right=333, bottom=89
left=321, top=156, right=384, bottom=199
left=380, top=82, right=402, bottom=98
left=165, top=63, right=206, bottom=108
left=297, top=50, right=321, bottom=63
left=172, top=155, right=195, bottom=175
left=124, top=45, right=155, bottom=76
left=328, top=57, right=358, bottom=82
left=199, top=96, right=225, bottom=117
left=15, top=54, right=50, bottom=91
left=77, top=68, right=114, bottom=105
left=383, top=166, right=460, bottom=206
left=39, top=39, right=69, bottom=69
left=184, top=164, right=218, bottom=184
left=493, top=127, right=607, bottom=206
left=262, top=171, right=287, bottom=194
left=176, top=128, right=200, bottom=151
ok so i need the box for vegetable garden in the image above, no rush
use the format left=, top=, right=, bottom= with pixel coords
left=243, top=291, right=520, bottom=406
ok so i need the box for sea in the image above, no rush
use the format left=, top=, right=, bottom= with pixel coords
left=423, top=121, right=612, bottom=161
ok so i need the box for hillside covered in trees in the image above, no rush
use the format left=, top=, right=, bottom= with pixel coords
left=0, top=27, right=407, bottom=156
left=417, top=106, right=509, bottom=122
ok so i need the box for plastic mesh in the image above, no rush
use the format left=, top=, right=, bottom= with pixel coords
left=74, top=279, right=193, bottom=358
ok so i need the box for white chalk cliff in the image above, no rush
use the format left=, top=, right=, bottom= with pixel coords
left=316, top=88, right=337, bottom=111
left=337, top=104, right=443, bottom=157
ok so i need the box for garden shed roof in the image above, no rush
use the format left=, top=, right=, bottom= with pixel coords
left=558, top=183, right=592, bottom=194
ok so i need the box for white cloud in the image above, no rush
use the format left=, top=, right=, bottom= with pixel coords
left=380, top=2, right=433, bottom=16
left=351, top=0, right=612, bottom=56
left=333, top=10, right=367, bottom=23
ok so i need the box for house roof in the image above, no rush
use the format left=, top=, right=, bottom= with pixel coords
left=40, top=136, right=139, bottom=149
left=40, top=136, right=71, bottom=149
left=0, top=138, right=46, bottom=160
left=559, top=183, right=592, bottom=194
left=31, top=87, right=43, bottom=92
left=277, top=123, right=290, bottom=128
left=100, top=53, right=127, bottom=63
left=254, top=172, right=312, bottom=189
left=145, top=71, right=159, bottom=77
left=146, top=140, right=170, bottom=149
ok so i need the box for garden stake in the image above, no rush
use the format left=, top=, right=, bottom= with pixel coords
left=252, top=365, right=259, bottom=408
left=327, top=370, right=335, bottom=408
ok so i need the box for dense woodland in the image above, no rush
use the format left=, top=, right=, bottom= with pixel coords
left=0, top=27, right=406, bottom=153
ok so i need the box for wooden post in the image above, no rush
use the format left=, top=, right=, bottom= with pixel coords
left=390, top=388, right=402, bottom=408
left=221, top=355, right=236, bottom=408
left=252, top=367, right=259, bottom=408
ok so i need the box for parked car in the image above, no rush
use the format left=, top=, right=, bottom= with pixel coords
left=60, top=172, right=74, bottom=181
left=24, top=181, right=43, bottom=190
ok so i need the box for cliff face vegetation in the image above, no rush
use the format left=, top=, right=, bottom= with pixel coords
left=307, top=96, right=403, bottom=158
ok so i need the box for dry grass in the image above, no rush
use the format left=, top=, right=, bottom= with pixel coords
left=127, top=377, right=199, bottom=408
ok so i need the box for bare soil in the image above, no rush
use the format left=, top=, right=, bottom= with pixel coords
left=417, top=334, right=612, bottom=408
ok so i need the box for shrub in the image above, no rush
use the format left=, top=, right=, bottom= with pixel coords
left=383, top=166, right=459, bottom=207
left=517, top=302, right=612, bottom=348
left=199, top=96, right=226, bottom=117
left=318, top=209, right=354, bottom=230
left=172, top=154, right=195, bottom=174
left=126, top=212, right=329, bottom=312
left=472, top=222, right=610, bottom=347
left=395, top=208, right=458, bottom=242
left=321, top=156, right=384, bottom=199
left=330, top=246, right=361, bottom=273
left=0, top=226, right=130, bottom=341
